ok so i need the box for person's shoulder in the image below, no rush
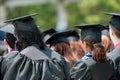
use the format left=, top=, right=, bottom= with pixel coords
left=0, top=56, right=3, bottom=62
left=44, top=47, right=63, bottom=61
left=72, top=59, right=87, bottom=70
left=107, top=48, right=120, bottom=61
left=70, top=59, right=88, bottom=79
left=3, top=51, right=19, bottom=59
left=83, top=58, right=96, bottom=66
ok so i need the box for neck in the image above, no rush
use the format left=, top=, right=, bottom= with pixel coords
left=113, top=39, right=120, bottom=46
left=8, top=47, right=15, bottom=53
left=85, top=46, right=91, bottom=54
left=111, top=35, right=120, bottom=46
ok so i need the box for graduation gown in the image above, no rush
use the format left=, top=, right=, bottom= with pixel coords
left=0, top=44, right=70, bottom=80
left=70, top=58, right=116, bottom=80
left=107, top=47, right=120, bottom=80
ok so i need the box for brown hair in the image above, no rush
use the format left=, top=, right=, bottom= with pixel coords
left=101, top=35, right=111, bottom=53
left=84, top=38, right=107, bottom=62
left=70, top=41, right=85, bottom=60
left=92, top=43, right=107, bottom=62
left=53, top=42, right=76, bottom=67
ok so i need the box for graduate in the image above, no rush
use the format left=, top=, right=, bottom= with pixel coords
left=101, top=26, right=114, bottom=53
left=46, top=31, right=76, bottom=67
left=0, top=14, right=70, bottom=80
left=0, top=24, right=17, bottom=55
left=70, top=24, right=116, bottom=80
left=104, top=12, right=120, bottom=80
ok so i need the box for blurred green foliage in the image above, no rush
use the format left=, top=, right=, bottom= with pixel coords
left=7, top=4, right=57, bottom=31
left=7, top=0, right=120, bottom=31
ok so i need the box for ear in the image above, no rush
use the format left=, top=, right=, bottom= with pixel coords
left=82, top=41, right=87, bottom=52
left=4, top=39, right=8, bottom=46
left=109, top=26, right=114, bottom=36
left=110, top=28, right=115, bottom=36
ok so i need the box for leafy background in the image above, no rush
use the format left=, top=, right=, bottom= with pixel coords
left=6, top=0, right=120, bottom=32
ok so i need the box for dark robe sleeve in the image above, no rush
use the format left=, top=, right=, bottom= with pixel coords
left=51, top=57, right=70, bottom=80
left=45, top=48, right=70, bottom=80
left=0, top=45, right=70, bottom=80
left=70, top=60, right=92, bottom=80
left=1, top=53, right=70, bottom=80
left=0, top=56, right=3, bottom=80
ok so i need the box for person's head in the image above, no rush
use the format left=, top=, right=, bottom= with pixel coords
left=4, top=14, right=46, bottom=51
left=0, top=24, right=16, bottom=54
left=46, top=32, right=76, bottom=67
left=51, top=42, right=75, bottom=66
left=0, top=31, right=6, bottom=54
left=101, top=29, right=111, bottom=53
left=70, top=41, right=85, bottom=60
left=104, top=12, right=120, bottom=45
left=66, top=30, right=80, bottom=42
left=75, top=24, right=107, bottom=62
left=92, top=43, right=107, bottom=62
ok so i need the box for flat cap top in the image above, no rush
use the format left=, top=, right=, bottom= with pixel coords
left=46, top=31, right=70, bottom=45
left=4, top=13, right=38, bottom=32
left=103, top=12, right=120, bottom=16
left=0, top=24, right=15, bottom=34
left=103, top=12, right=120, bottom=31
left=4, top=13, right=38, bottom=23
left=75, top=24, right=106, bottom=43
left=75, top=24, right=106, bottom=30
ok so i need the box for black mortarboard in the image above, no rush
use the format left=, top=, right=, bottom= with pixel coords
left=102, top=29, right=110, bottom=37
left=45, top=31, right=70, bottom=46
left=43, top=28, right=57, bottom=42
left=4, top=13, right=38, bottom=32
left=0, top=24, right=14, bottom=34
left=103, top=12, right=120, bottom=31
left=64, top=30, right=80, bottom=41
left=0, top=31, right=5, bottom=41
left=75, top=24, right=106, bottom=43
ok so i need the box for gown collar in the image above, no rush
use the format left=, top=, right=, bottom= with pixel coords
left=114, top=42, right=120, bottom=49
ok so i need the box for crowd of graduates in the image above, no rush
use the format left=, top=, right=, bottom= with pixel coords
left=0, top=12, right=120, bottom=80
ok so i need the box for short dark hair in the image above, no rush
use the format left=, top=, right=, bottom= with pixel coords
left=110, top=25, right=120, bottom=39
left=4, top=33, right=16, bottom=48
left=14, top=27, right=46, bottom=51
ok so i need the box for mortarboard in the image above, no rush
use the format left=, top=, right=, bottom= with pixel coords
left=45, top=31, right=70, bottom=46
left=4, top=13, right=38, bottom=32
left=101, top=25, right=110, bottom=38
left=43, top=28, right=56, bottom=36
left=43, top=28, right=57, bottom=42
left=103, top=12, right=120, bottom=31
left=63, top=30, right=80, bottom=41
left=0, top=31, right=5, bottom=41
left=75, top=24, right=106, bottom=43
left=0, top=24, right=15, bottom=34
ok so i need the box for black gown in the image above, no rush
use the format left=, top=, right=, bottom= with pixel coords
left=107, top=47, right=120, bottom=80
left=70, top=58, right=116, bottom=80
left=0, top=44, right=70, bottom=80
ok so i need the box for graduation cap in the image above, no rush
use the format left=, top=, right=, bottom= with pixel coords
left=0, top=31, right=5, bottom=41
left=75, top=24, right=106, bottom=43
left=0, top=24, right=15, bottom=34
left=64, top=30, right=80, bottom=41
left=103, top=12, right=120, bottom=31
left=4, top=13, right=38, bottom=32
left=45, top=31, right=70, bottom=46
left=43, top=28, right=57, bottom=42
left=101, top=25, right=110, bottom=38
